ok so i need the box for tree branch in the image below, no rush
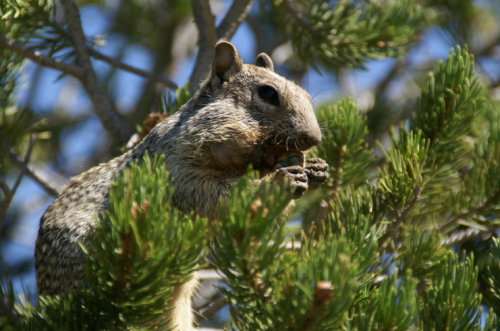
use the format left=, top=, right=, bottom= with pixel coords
left=475, top=31, right=500, bottom=58
left=87, top=48, right=178, bottom=89
left=60, top=0, right=130, bottom=144
left=188, top=0, right=216, bottom=94
left=373, top=59, right=406, bottom=96
left=194, top=296, right=228, bottom=324
left=377, top=177, right=422, bottom=251
left=0, top=134, right=35, bottom=229
left=0, top=33, right=84, bottom=78
left=440, top=227, right=497, bottom=246
left=439, top=189, right=500, bottom=232
left=282, top=0, right=316, bottom=34
left=216, top=0, right=254, bottom=41
left=8, top=151, right=68, bottom=197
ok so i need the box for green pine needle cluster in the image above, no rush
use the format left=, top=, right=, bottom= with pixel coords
left=4, top=155, right=208, bottom=330
left=273, top=0, right=424, bottom=69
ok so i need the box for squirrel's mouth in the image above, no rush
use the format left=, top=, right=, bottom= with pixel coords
left=253, top=141, right=306, bottom=178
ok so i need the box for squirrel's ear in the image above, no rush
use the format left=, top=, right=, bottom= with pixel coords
left=212, top=41, right=243, bottom=84
left=255, top=53, right=274, bottom=72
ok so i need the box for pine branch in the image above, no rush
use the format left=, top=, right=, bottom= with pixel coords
left=8, top=151, right=67, bottom=197
left=59, top=0, right=130, bottom=144
left=373, top=59, right=406, bottom=96
left=0, top=33, right=84, bottom=78
left=282, top=0, right=316, bottom=33
left=87, top=48, right=178, bottom=89
left=0, top=290, right=19, bottom=325
left=440, top=227, right=497, bottom=246
left=188, top=0, right=216, bottom=94
left=439, top=189, right=500, bottom=232
left=378, top=176, right=422, bottom=251
left=216, top=0, right=254, bottom=41
left=0, top=134, right=35, bottom=228
left=194, top=296, right=228, bottom=323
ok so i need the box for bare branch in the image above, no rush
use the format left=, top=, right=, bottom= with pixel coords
left=188, top=0, right=216, bottom=94
left=194, top=296, right=228, bottom=324
left=282, top=0, right=316, bottom=34
left=88, top=48, right=178, bottom=89
left=8, top=151, right=68, bottom=197
left=10, top=134, right=35, bottom=197
left=0, top=181, right=10, bottom=203
left=0, top=33, right=84, bottom=78
left=475, top=31, right=500, bottom=58
left=0, top=134, right=35, bottom=229
left=373, top=59, right=406, bottom=96
left=60, top=0, right=130, bottom=144
left=216, top=0, right=254, bottom=41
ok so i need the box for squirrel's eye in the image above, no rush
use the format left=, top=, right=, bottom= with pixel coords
left=258, top=86, right=280, bottom=107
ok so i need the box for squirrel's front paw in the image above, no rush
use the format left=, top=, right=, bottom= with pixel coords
left=303, top=158, right=329, bottom=190
left=274, top=166, right=308, bottom=199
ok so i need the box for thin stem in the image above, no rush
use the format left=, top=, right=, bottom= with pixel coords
left=0, top=134, right=35, bottom=229
left=282, top=0, right=317, bottom=34
left=60, top=0, right=130, bottom=144
left=194, top=296, right=228, bottom=323
left=8, top=151, right=67, bottom=197
left=0, top=33, right=84, bottom=78
left=216, top=0, right=254, bottom=41
left=88, top=48, right=178, bottom=89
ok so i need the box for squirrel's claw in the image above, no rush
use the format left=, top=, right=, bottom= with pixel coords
left=304, top=158, right=329, bottom=190
left=274, top=166, right=308, bottom=199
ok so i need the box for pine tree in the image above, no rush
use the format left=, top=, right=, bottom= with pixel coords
left=2, top=0, right=500, bottom=330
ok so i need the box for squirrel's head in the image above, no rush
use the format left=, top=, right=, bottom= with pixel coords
left=189, top=41, right=322, bottom=177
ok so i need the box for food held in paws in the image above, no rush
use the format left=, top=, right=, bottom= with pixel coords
left=273, top=151, right=305, bottom=170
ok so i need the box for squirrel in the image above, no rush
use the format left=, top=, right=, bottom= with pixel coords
left=35, top=41, right=328, bottom=330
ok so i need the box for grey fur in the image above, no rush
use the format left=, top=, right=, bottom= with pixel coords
left=35, top=42, right=327, bottom=328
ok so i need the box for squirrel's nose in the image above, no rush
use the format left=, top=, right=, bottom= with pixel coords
left=297, top=130, right=322, bottom=150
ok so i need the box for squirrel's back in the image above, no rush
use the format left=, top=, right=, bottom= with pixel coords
left=35, top=41, right=325, bottom=330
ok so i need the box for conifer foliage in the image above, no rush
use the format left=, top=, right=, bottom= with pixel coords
left=2, top=0, right=500, bottom=330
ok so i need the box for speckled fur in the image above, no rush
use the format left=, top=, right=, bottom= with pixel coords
left=35, top=42, right=324, bottom=330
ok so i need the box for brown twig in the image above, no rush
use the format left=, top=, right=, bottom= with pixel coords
left=188, top=0, right=216, bottom=94
left=88, top=48, right=178, bottom=89
left=474, top=31, right=500, bottom=58
left=282, top=0, right=316, bottom=33
left=216, top=0, right=254, bottom=41
left=194, top=296, right=228, bottom=323
left=60, top=0, right=130, bottom=144
left=373, top=59, right=406, bottom=96
left=8, top=151, right=68, bottom=197
left=0, top=134, right=35, bottom=229
left=377, top=176, right=422, bottom=251
left=0, top=33, right=84, bottom=78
